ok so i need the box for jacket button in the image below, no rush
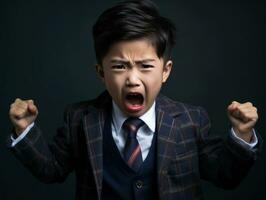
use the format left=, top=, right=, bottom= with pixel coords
left=135, top=180, right=143, bottom=189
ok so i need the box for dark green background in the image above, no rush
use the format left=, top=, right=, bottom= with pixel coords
left=0, top=0, right=265, bottom=199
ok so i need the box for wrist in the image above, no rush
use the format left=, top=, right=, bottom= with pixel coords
left=14, top=127, right=26, bottom=136
left=233, top=127, right=253, bottom=143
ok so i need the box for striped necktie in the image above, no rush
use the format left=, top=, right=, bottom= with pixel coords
left=123, top=117, right=145, bottom=172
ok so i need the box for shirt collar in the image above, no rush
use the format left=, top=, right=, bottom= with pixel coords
left=112, top=101, right=156, bottom=134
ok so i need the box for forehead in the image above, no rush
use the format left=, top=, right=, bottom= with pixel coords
left=103, top=39, right=159, bottom=61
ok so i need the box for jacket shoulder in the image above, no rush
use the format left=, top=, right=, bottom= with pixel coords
left=63, top=91, right=112, bottom=120
left=157, top=94, right=208, bottom=118
left=157, top=94, right=211, bottom=137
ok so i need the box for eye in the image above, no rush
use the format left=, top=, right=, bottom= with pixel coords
left=111, top=65, right=126, bottom=70
left=141, top=64, right=154, bottom=69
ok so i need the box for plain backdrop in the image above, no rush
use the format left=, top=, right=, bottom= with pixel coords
left=0, top=0, right=265, bottom=199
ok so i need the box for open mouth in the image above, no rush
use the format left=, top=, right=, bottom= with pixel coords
left=126, top=93, right=144, bottom=105
left=124, top=92, right=144, bottom=112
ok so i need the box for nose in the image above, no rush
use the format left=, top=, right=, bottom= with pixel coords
left=126, top=69, right=141, bottom=87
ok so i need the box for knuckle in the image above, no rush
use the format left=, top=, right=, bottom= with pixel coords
left=247, top=102, right=253, bottom=106
left=9, top=106, right=17, bottom=114
left=15, top=108, right=25, bottom=115
left=15, top=98, right=21, bottom=102
left=19, top=101, right=27, bottom=108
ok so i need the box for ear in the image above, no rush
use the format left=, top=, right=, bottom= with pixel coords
left=162, top=60, right=173, bottom=83
left=95, top=64, right=105, bottom=81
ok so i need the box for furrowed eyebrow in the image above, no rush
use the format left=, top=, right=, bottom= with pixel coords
left=110, top=60, right=129, bottom=65
left=110, top=59, right=156, bottom=64
left=135, top=59, right=155, bottom=64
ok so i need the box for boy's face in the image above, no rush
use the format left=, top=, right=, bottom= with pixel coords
left=97, top=39, right=172, bottom=117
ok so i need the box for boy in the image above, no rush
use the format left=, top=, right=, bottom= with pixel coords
left=8, top=0, right=261, bottom=200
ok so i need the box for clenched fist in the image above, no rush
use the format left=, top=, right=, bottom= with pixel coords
left=227, top=101, right=258, bottom=143
left=9, top=98, right=38, bottom=136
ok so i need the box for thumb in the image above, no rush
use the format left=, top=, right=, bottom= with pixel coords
left=27, top=100, right=38, bottom=115
left=228, top=101, right=240, bottom=113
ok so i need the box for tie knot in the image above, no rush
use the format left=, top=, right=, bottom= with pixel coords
left=123, top=117, right=144, bottom=137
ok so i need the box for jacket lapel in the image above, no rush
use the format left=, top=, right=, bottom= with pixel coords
left=155, top=95, right=183, bottom=199
left=82, top=91, right=111, bottom=200
left=156, top=108, right=177, bottom=172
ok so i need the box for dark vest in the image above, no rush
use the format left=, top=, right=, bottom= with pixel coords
left=102, top=114, right=158, bottom=200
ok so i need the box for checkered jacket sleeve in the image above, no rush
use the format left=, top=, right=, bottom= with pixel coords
left=197, top=107, right=262, bottom=189
left=6, top=106, right=75, bottom=183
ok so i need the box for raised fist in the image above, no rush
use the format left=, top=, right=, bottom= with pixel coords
left=9, top=98, right=38, bottom=136
left=227, top=101, right=258, bottom=142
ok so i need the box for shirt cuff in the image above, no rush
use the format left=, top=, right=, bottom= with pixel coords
left=11, top=122, right=35, bottom=147
left=230, top=127, right=258, bottom=149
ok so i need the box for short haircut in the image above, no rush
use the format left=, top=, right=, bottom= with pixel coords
left=92, top=0, right=177, bottom=64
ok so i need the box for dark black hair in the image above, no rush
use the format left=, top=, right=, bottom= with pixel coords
left=92, top=0, right=176, bottom=64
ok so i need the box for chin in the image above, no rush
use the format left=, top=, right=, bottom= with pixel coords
left=125, top=109, right=147, bottom=118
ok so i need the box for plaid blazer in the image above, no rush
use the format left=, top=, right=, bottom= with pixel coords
left=8, top=91, right=262, bottom=200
